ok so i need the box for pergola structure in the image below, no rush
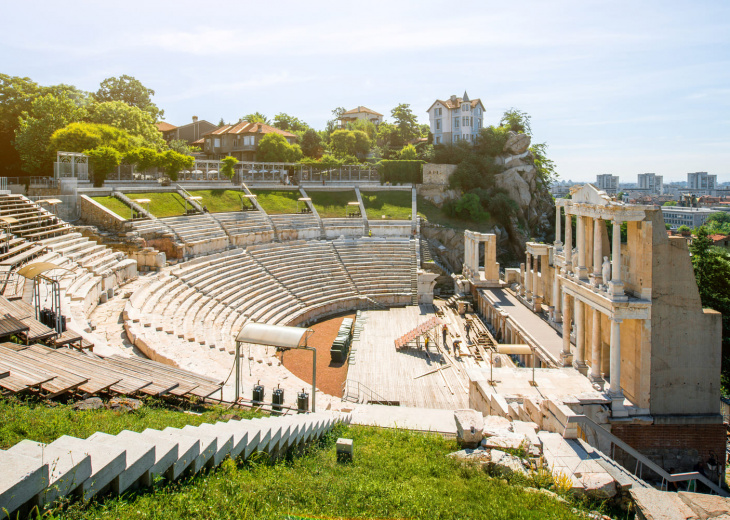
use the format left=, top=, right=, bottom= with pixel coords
left=17, top=262, right=68, bottom=334
left=235, top=322, right=316, bottom=411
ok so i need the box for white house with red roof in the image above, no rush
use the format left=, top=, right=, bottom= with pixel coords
left=426, top=92, right=485, bottom=145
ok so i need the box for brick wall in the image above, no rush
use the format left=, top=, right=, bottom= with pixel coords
left=611, top=423, right=726, bottom=479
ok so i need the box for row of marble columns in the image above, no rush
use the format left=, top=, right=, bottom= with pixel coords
left=521, top=251, right=549, bottom=303
left=555, top=206, right=624, bottom=297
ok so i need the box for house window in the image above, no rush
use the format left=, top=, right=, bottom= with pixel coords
left=214, top=138, right=221, bottom=148
left=454, top=119, right=460, bottom=129
left=462, top=116, right=469, bottom=126
left=477, top=119, right=481, bottom=128
left=435, top=136, right=441, bottom=144
left=436, top=119, right=441, bottom=130
left=453, top=135, right=459, bottom=142
left=462, top=104, right=469, bottom=112
left=244, top=136, right=255, bottom=146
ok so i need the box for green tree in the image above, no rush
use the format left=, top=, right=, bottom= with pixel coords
left=0, top=75, right=42, bottom=175
left=300, top=128, right=323, bottom=159
left=348, top=118, right=377, bottom=141
left=242, top=112, right=269, bottom=124
left=324, top=107, right=347, bottom=134
left=273, top=113, right=309, bottom=133
left=530, top=142, right=558, bottom=185
left=125, top=147, right=162, bottom=172
left=454, top=193, right=489, bottom=221
left=161, top=150, right=194, bottom=181
left=500, top=108, right=532, bottom=135
left=85, top=146, right=122, bottom=187
left=678, top=225, right=692, bottom=234
left=398, top=144, right=418, bottom=160
left=94, top=75, right=163, bottom=120
left=390, top=103, right=419, bottom=144
left=663, top=200, right=678, bottom=206
left=220, top=156, right=239, bottom=179
left=376, top=122, right=401, bottom=154
left=257, top=133, right=301, bottom=162
left=168, top=139, right=199, bottom=155
left=15, top=93, right=88, bottom=175
left=330, top=130, right=370, bottom=160
left=87, top=101, right=164, bottom=149
left=49, top=122, right=135, bottom=154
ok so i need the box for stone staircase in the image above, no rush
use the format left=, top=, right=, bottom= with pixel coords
left=0, top=411, right=349, bottom=518
left=410, top=240, right=418, bottom=305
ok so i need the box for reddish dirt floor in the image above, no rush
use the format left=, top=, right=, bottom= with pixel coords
left=278, top=313, right=354, bottom=398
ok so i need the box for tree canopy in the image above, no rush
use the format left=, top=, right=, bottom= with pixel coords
left=257, top=133, right=302, bottom=162
left=241, top=112, right=269, bottom=124
left=87, top=101, right=165, bottom=149
left=273, top=113, right=309, bottom=133
left=500, top=108, right=532, bottom=135
left=220, top=156, right=239, bottom=179
left=94, top=75, right=163, bottom=120
left=300, top=128, right=323, bottom=159
left=85, top=146, right=122, bottom=187
left=49, top=122, right=136, bottom=154
left=390, top=103, right=419, bottom=144
left=330, top=130, right=370, bottom=160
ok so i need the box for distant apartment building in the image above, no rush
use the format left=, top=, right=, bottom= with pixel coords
left=157, top=116, right=217, bottom=146
left=637, top=173, right=663, bottom=194
left=338, top=106, right=383, bottom=128
left=595, top=174, right=619, bottom=193
left=661, top=206, right=716, bottom=229
left=550, top=184, right=571, bottom=198
left=202, top=122, right=296, bottom=161
left=687, top=172, right=717, bottom=192
left=427, top=91, right=485, bottom=145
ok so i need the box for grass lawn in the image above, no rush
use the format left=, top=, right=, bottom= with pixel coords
left=417, top=195, right=495, bottom=232
left=187, top=190, right=249, bottom=213
left=57, top=425, right=595, bottom=520
left=90, top=196, right=133, bottom=220
left=361, top=190, right=413, bottom=220
left=308, top=190, right=357, bottom=218
left=250, top=189, right=304, bottom=214
left=0, top=396, right=262, bottom=450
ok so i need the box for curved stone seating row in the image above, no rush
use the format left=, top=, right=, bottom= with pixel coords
left=214, top=211, right=275, bottom=246
left=321, top=218, right=366, bottom=239
left=1, top=411, right=348, bottom=518
left=333, top=238, right=413, bottom=297
left=0, top=194, right=70, bottom=241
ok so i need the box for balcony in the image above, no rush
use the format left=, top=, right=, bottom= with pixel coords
left=232, top=144, right=256, bottom=151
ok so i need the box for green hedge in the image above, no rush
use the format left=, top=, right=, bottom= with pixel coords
left=379, top=160, right=424, bottom=185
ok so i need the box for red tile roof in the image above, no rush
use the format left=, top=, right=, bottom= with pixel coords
left=341, top=106, right=383, bottom=117
left=203, top=122, right=295, bottom=138
left=431, top=97, right=484, bottom=110
left=156, top=121, right=177, bottom=132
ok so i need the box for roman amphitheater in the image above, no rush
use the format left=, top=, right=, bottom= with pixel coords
left=1, top=168, right=727, bottom=515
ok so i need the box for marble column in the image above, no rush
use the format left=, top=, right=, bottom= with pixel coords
left=573, top=299, right=588, bottom=374
left=609, top=220, right=625, bottom=299
left=576, top=216, right=588, bottom=279
left=590, top=308, right=602, bottom=381
left=555, top=206, right=562, bottom=249
left=564, top=212, right=573, bottom=273
left=519, top=262, right=526, bottom=297
left=525, top=252, right=532, bottom=299
left=532, top=254, right=539, bottom=301
left=553, top=274, right=562, bottom=322
left=561, top=291, right=572, bottom=366
left=593, top=218, right=603, bottom=284
left=609, top=318, right=622, bottom=394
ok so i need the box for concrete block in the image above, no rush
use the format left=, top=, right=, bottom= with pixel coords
left=141, top=428, right=199, bottom=480
left=48, top=435, right=126, bottom=502
left=180, top=425, right=233, bottom=467
left=6, top=439, right=91, bottom=508
left=336, top=438, right=353, bottom=462
left=164, top=427, right=217, bottom=473
left=113, top=430, right=178, bottom=481
left=454, top=409, right=484, bottom=447
left=0, top=451, right=49, bottom=519
left=198, top=423, right=249, bottom=460
left=87, top=432, right=155, bottom=492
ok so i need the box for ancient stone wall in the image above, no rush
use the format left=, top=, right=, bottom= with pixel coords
left=79, top=195, right=129, bottom=232
left=418, top=164, right=459, bottom=206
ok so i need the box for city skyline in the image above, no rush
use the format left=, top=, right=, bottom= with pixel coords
left=2, top=0, right=728, bottom=182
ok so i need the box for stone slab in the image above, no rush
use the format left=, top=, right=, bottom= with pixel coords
left=141, top=428, right=199, bottom=480
left=454, top=409, right=484, bottom=446
left=482, top=415, right=513, bottom=437
left=198, top=423, right=249, bottom=460
left=87, top=432, right=155, bottom=492
left=48, top=435, right=126, bottom=501
left=630, top=487, right=698, bottom=520
left=181, top=425, right=233, bottom=467
left=0, top=450, right=49, bottom=518
left=677, top=491, right=730, bottom=518
left=164, top=427, right=217, bottom=473
left=481, top=433, right=526, bottom=451
left=6, top=439, right=92, bottom=508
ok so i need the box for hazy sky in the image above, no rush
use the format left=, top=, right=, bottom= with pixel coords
left=3, top=0, right=728, bottom=182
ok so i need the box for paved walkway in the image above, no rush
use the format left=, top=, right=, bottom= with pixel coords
left=485, top=289, right=564, bottom=363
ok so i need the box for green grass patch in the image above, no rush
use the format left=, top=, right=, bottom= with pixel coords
left=417, top=195, right=494, bottom=232
left=361, top=190, right=413, bottom=220
left=250, top=189, right=305, bottom=214
left=187, top=190, right=249, bottom=213
left=56, top=425, right=591, bottom=520
left=90, top=196, right=133, bottom=219
left=125, top=192, right=189, bottom=218
left=0, top=396, right=262, bottom=450
left=307, top=190, right=357, bottom=218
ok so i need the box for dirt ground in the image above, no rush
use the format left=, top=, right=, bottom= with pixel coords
left=278, top=313, right=355, bottom=397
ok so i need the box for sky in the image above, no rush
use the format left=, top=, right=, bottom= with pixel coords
left=2, top=0, right=729, bottom=183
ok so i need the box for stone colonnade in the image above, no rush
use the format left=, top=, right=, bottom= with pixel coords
left=463, top=231, right=500, bottom=288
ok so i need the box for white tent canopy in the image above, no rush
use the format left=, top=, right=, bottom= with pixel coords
left=236, top=322, right=312, bottom=349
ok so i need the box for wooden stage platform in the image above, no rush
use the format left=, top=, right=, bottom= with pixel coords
left=347, top=305, right=473, bottom=410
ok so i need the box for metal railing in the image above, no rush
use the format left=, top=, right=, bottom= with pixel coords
left=341, top=379, right=394, bottom=405
left=567, top=414, right=728, bottom=496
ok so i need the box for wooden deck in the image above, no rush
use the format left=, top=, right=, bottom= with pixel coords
left=346, top=305, right=475, bottom=410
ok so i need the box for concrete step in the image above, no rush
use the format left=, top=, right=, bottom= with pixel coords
left=0, top=450, right=49, bottom=519
left=6, top=439, right=92, bottom=509
left=141, top=428, right=200, bottom=480
left=162, top=426, right=217, bottom=473
left=47, top=435, right=127, bottom=502
left=87, top=432, right=156, bottom=494
left=112, top=430, right=179, bottom=482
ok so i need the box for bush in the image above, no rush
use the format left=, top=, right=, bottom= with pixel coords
left=85, top=145, right=122, bottom=187
left=379, top=160, right=424, bottom=184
